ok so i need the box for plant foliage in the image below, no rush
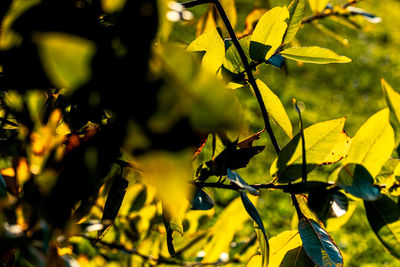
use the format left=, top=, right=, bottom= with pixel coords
left=0, top=0, right=399, bottom=266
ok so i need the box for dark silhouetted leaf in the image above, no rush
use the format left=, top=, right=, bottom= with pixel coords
left=364, top=194, right=400, bottom=259
left=240, top=191, right=268, bottom=266
left=191, top=187, right=214, bottom=210
left=96, top=175, right=129, bottom=241
left=337, top=163, right=380, bottom=200
left=267, top=53, right=285, bottom=68
left=0, top=174, right=7, bottom=198
left=196, top=145, right=265, bottom=181
left=298, top=218, right=343, bottom=267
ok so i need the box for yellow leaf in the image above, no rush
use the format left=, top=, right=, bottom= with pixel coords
left=281, top=46, right=351, bottom=64
left=137, top=150, right=191, bottom=218
left=343, top=108, right=395, bottom=177
left=101, top=0, right=126, bottom=13
left=250, top=6, right=289, bottom=61
left=308, top=0, right=330, bottom=13
left=326, top=203, right=356, bottom=232
left=187, top=28, right=225, bottom=74
left=253, top=79, right=293, bottom=138
left=34, top=32, right=96, bottom=91
left=381, top=78, right=400, bottom=127
left=270, top=117, right=347, bottom=182
left=268, top=230, right=302, bottom=267
left=247, top=254, right=263, bottom=267
left=202, top=196, right=250, bottom=263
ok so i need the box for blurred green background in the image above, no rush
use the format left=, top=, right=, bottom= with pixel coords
left=172, top=0, right=400, bottom=266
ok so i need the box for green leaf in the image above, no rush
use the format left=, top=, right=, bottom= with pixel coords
left=284, top=0, right=306, bottom=44
left=308, top=0, right=330, bottom=13
left=223, top=35, right=251, bottom=74
left=34, top=32, right=96, bottom=91
left=240, top=191, right=269, bottom=267
left=342, top=108, right=395, bottom=177
left=250, top=6, right=289, bottom=62
left=202, top=196, right=250, bottom=263
left=187, top=27, right=225, bottom=74
left=157, top=44, right=240, bottom=132
left=228, top=169, right=259, bottom=195
left=255, top=224, right=269, bottom=267
left=268, top=230, right=314, bottom=267
left=336, top=164, right=380, bottom=201
left=381, top=78, right=400, bottom=127
left=364, top=194, right=400, bottom=259
left=298, top=218, right=343, bottom=267
left=270, top=117, right=347, bottom=183
left=280, top=46, right=351, bottom=64
left=252, top=79, right=293, bottom=138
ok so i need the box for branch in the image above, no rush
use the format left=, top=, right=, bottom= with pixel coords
left=194, top=181, right=290, bottom=191
left=211, top=0, right=281, bottom=154
left=302, top=0, right=363, bottom=24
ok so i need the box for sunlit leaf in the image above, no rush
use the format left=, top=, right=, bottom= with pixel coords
left=284, top=0, right=306, bottom=44
left=137, top=150, right=191, bottom=218
left=326, top=203, right=356, bottom=232
left=364, top=194, right=400, bottom=259
left=298, top=218, right=343, bottom=267
left=237, top=8, right=268, bottom=38
left=202, top=196, right=250, bottom=263
left=250, top=6, right=289, bottom=61
left=268, top=230, right=311, bottom=267
left=337, top=164, right=380, bottom=201
left=187, top=27, right=225, bottom=74
left=223, top=35, right=251, bottom=74
left=0, top=0, right=40, bottom=49
left=381, top=78, right=400, bottom=127
left=270, top=117, right=347, bottom=182
left=255, top=223, right=269, bottom=267
left=281, top=46, right=351, bottom=64
left=342, top=108, right=395, bottom=178
left=35, top=32, right=96, bottom=91
left=158, top=44, right=240, bottom=132
left=308, top=0, right=330, bottom=13
left=268, top=230, right=302, bottom=267
left=251, top=79, right=293, bottom=138
left=196, top=0, right=236, bottom=36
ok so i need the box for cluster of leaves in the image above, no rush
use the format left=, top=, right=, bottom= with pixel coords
left=0, top=0, right=399, bottom=266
